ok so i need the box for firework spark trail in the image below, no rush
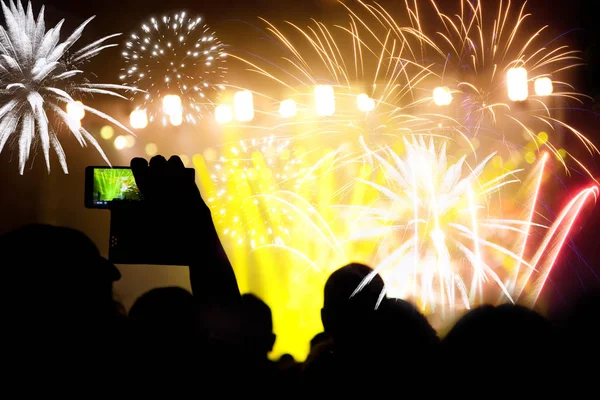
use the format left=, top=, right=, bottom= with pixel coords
left=229, top=6, right=452, bottom=153
left=0, top=1, right=140, bottom=173
left=120, top=11, right=227, bottom=124
left=389, top=0, right=599, bottom=171
left=519, top=184, right=599, bottom=306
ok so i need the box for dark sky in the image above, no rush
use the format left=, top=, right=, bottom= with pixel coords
left=19, top=0, right=598, bottom=96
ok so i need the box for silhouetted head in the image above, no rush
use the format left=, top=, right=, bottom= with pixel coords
left=379, top=298, right=439, bottom=346
left=321, top=263, right=385, bottom=343
left=441, top=304, right=555, bottom=376
left=128, top=286, right=196, bottom=338
left=277, top=353, right=296, bottom=369
left=0, top=224, right=120, bottom=325
left=241, top=293, right=276, bottom=357
left=310, top=331, right=331, bottom=351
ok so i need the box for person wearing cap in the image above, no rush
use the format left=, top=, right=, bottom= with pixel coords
left=0, top=223, right=125, bottom=384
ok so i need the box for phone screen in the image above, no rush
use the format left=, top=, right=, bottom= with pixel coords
left=90, top=167, right=143, bottom=208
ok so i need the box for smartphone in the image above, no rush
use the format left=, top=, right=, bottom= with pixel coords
left=85, top=166, right=143, bottom=209
left=85, top=166, right=195, bottom=209
left=85, top=165, right=196, bottom=265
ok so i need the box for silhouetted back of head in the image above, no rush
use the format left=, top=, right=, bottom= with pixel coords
left=348, top=298, right=440, bottom=381
left=241, top=293, right=275, bottom=356
left=310, top=331, right=331, bottom=351
left=128, top=286, right=195, bottom=336
left=0, top=224, right=124, bottom=374
left=324, top=263, right=384, bottom=312
left=378, top=298, right=439, bottom=351
left=242, top=293, right=273, bottom=332
left=441, top=304, right=555, bottom=380
left=0, top=224, right=120, bottom=324
left=321, top=263, right=386, bottom=348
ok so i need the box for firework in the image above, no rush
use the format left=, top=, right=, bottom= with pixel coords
left=229, top=4, right=444, bottom=155
left=202, top=136, right=317, bottom=248
left=368, top=0, right=597, bottom=172
left=350, top=137, right=598, bottom=316
left=352, top=138, right=501, bottom=311
left=191, top=0, right=598, bottom=358
left=0, top=1, right=139, bottom=174
left=230, top=0, right=598, bottom=176
left=120, top=11, right=227, bottom=125
left=236, top=136, right=597, bottom=320
left=193, top=143, right=373, bottom=359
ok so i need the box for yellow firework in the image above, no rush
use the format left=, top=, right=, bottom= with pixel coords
left=194, top=144, right=373, bottom=359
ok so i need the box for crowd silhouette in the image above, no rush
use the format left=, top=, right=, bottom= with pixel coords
left=1, top=155, right=598, bottom=395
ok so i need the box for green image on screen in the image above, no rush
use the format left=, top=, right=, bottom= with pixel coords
left=93, top=168, right=142, bottom=202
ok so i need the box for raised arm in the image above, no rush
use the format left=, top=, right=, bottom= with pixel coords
left=188, top=204, right=240, bottom=307
left=130, top=155, right=240, bottom=308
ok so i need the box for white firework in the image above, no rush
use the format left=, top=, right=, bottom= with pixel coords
left=0, top=1, right=140, bottom=174
left=353, top=137, right=524, bottom=312
left=120, top=11, right=227, bottom=124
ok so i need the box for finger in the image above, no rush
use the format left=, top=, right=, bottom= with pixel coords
left=167, top=155, right=185, bottom=170
left=149, top=155, right=168, bottom=169
left=168, top=155, right=197, bottom=199
left=130, top=157, right=148, bottom=171
left=130, top=157, right=149, bottom=194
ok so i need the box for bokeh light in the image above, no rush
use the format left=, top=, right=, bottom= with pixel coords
left=114, top=135, right=127, bottom=150
left=66, top=101, right=85, bottom=121
left=314, top=85, right=335, bottom=116
left=129, top=109, right=148, bottom=129
left=279, top=99, right=297, bottom=118
left=356, top=93, right=375, bottom=112
left=432, top=86, right=452, bottom=106
left=507, top=67, right=529, bottom=101
left=145, top=142, right=158, bottom=156
left=234, top=90, right=254, bottom=122
left=215, top=104, right=233, bottom=124
left=124, top=135, right=136, bottom=148
left=535, top=77, right=554, bottom=96
left=100, top=126, right=115, bottom=140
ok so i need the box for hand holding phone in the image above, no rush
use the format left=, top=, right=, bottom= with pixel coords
left=103, top=155, right=239, bottom=308
left=129, top=156, right=239, bottom=305
left=85, top=160, right=198, bottom=265
left=130, top=155, right=204, bottom=213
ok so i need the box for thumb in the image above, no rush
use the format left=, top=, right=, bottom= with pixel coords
left=130, top=157, right=149, bottom=195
